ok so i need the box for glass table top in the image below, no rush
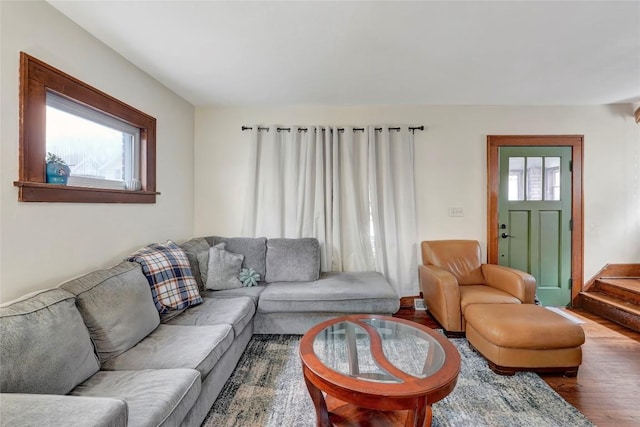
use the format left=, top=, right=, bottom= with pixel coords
left=312, top=317, right=446, bottom=383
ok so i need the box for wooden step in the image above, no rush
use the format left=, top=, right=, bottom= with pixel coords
left=580, top=292, right=640, bottom=332
left=593, top=278, right=640, bottom=305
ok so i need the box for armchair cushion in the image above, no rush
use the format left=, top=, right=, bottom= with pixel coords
left=459, top=285, right=520, bottom=315
left=421, top=240, right=485, bottom=285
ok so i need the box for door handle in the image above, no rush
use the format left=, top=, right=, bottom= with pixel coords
left=501, top=233, right=512, bottom=239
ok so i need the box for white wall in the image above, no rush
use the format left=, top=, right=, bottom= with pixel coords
left=194, top=105, right=640, bottom=290
left=0, top=1, right=195, bottom=302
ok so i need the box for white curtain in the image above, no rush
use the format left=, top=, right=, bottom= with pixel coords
left=242, top=125, right=418, bottom=296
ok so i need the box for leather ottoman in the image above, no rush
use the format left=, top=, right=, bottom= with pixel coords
left=464, top=304, right=585, bottom=376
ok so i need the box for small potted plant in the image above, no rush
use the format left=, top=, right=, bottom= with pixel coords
left=46, top=152, right=71, bottom=185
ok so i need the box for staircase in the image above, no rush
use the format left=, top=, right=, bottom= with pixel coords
left=579, top=264, right=640, bottom=332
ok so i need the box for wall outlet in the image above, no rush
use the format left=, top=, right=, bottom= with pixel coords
left=448, top=207, right=464, bottom=217
left=414, top=298, right=426, bottom=311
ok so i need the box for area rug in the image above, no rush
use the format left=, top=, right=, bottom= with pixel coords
left=202, top=335, right=594, bottom=427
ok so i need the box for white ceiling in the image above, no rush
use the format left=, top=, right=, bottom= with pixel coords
left=48, top=0, right=640, bottom=107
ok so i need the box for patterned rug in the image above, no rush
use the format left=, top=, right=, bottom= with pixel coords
left=202, top=335, right=594, bottom=427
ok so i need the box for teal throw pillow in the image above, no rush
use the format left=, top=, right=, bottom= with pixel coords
left=238, top=268, right=260, bottom=287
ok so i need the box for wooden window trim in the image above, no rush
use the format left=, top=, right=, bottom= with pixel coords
left=14, top=52, right=159, bottom=203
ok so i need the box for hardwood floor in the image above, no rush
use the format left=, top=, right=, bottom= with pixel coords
left=394, top=304, right=640, bottom=427
left=540, top=308, right=640, bottom=427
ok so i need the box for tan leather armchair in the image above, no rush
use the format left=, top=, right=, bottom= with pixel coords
left=419, top=240, right=536, bottom=334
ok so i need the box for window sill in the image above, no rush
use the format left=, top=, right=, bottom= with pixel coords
left=14, top=181, right=159, bottom=203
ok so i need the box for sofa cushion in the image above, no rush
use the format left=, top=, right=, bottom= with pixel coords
left=0, top=289, right=99, bottom=394
left=258, top=272, right=399, bottom=314
left=60, top=262, right=160, bottom=364
left=196, top=249, right=209, bottom=284
left=207, top=236, right=267, bottom=278
left=198, top=244, right=244, bottom=290
left=179, top=237, right=211, bottom=290
left=71, top=369, right=200, bottom=427
left=127, top=241, right=202, bottom=314
left=165, top=296, right=255, bottom=336
left=101, top=324, right=234, bottom=379
left=265, top=238, right=320, bottom=282
left=0, top=393, right=128, bottom=427
left=200, top=286, right=266, bottom=305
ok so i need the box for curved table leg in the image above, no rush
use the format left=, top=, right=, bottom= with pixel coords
left=303, top=369, right=331, bottom=427
left=405, top=397, right=432, bottom=427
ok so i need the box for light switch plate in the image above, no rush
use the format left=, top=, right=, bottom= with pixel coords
left=448, top=207, right=464, bottom=217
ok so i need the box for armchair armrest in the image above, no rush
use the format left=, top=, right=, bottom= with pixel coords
left=0, top=393, right=128, bottom=427
left=481, top=264, right=536, bottom=304
left=418, top=264, right=463, bottom=332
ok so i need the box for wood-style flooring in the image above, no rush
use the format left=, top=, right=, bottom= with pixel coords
left=393, top=304, right=640, bottom=427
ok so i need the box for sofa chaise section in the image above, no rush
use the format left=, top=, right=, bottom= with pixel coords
left=182, top=236, right=401, bottom=334
left=255, top=271, right=401, bottom=334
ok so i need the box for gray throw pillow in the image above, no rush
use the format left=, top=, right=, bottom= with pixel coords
left=196, top=243, right=227, bottom=284
left=265, top=238, right=321, bottom=282
left=201, top=244, right=245, bottom=290
left=207, top=237, right=267, bottom=278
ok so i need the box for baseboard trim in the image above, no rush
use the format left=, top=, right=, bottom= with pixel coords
left=399, top=295, right=420, bottom=309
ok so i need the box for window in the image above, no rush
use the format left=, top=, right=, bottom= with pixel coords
left=46, top=92, right=141, bottom=190
left=15, top=52, right=158, bottom=203
left=508, top=156, right=561, bottom=202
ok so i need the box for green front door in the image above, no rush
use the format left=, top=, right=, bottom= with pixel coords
left=498, top=146, right=572, bottom=306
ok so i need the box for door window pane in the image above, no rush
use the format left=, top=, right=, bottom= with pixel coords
left=526, top=157, right=542, bottom=201
left=544, top=157, right=561, bottom=201
left=508, top=157, right=524, bottom=201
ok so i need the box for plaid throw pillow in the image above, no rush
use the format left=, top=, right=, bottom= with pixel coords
left=127, top=241, right=202, bottom=314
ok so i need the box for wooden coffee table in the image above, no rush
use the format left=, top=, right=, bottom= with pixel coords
left=299, top=315, right=460, bottom=427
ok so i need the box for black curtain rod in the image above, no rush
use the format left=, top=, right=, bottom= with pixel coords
left=241, top=125, right=424, bottom=133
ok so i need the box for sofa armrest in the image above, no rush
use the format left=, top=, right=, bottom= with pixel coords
left=0, top=393, right=128, bottom=427
left=418, top=265, right=462, bottom=332
left=481, top=264, right=536, bottom=304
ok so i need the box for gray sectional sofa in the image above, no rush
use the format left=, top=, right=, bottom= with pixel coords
left=0, top=236, right=399, bottom=427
